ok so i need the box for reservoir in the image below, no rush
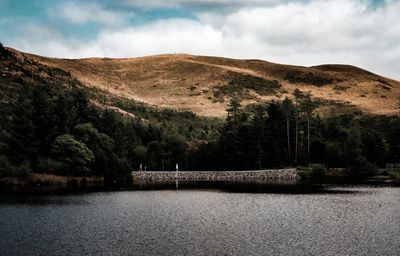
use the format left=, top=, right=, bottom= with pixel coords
left=1, top=185, right=399, bottom=255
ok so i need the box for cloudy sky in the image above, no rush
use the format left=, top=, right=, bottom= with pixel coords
left=1, top=0, right=399, bottom=79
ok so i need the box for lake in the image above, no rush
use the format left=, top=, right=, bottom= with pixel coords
left=1, top=185, right=399, bottom=255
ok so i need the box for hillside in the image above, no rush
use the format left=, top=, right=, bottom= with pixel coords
left=18, top=49, right=400, bottom=116
left=4, top=47, right=400, bottom=117
left=0, top=45, right=221, bottom=144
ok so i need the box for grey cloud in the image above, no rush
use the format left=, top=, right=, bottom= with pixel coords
left=118, top=0, right=289, bottom=9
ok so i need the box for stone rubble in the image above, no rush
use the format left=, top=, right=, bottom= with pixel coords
left=132, top=169, right=300, bottom=184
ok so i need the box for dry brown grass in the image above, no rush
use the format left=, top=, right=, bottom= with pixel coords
left=17, top=50, right=400, bottom=117
left=1, top=173, right=104, bottom=186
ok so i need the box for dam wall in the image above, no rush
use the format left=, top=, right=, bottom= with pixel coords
left=132, top=169, right=300, bottom=184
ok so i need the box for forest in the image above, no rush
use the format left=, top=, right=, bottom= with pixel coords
left=1, top=82, right=399, bottom=184
left=1, top=43, right=399, bottom=184
left=194, top=94, right=400, bottom=179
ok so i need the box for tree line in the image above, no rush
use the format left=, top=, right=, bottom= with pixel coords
left=193, top=92, right=400, bottom=179
left=1, top=82, right=399, bottom=183
left=0, top=84, right=196, bottom=184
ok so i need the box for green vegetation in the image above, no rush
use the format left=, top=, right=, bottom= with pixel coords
left=194, top=93, right=400, bottom=181
left=0, top=82, right=225, bottom=183
left=50, top=134, right=95, bottom=175
left=87, top=87, right=221, bottom=141
left=387, top=169, right=400, bottom=184
left=0, top=42, right=11, bottom=59
left=0, top=45, right=224, bottom=184
left=213, top=73, right=281, bottom=102
left=311, top=165, right=327, bottom=181
left=284, top=71, right=334, bottom=86
left=0, top=156, right=31, bottom=178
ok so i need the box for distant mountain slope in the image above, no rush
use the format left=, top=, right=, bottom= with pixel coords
left=5, top=48, right=400, bottom=117
left=0, top=45, right=222, bottom=145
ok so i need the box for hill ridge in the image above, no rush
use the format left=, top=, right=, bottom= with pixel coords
left=3, top=47, right=400, bottom=117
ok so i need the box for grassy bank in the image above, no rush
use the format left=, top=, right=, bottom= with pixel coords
left=298, top=166, right=400, bottom=185
left=0, top=173, right=104, bottom=187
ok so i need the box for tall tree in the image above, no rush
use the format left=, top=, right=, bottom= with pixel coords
left=51, top=134, right=95, bottom=176
left=251, top=105, right=266, bottom=169
left=227, top=98, right=242, bottom=126
left=263, top=102, right=287, bottom=167
left=300, top=93, right=317, bottom=164
left=293, top=89, right=303, bottom=164
left=281, top=97, right=294, bottom=163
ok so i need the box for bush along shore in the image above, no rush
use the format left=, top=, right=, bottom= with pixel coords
left=0, top=173, right=103, bottom=187
left=298, top=165, right=400, bottom=185
left=0, top=173, right=104, bottom=194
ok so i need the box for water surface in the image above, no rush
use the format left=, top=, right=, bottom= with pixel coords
left=1, top=185, right=399, bottom=255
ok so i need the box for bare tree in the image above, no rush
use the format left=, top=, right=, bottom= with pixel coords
left=300, top=93, right=317, bottom=164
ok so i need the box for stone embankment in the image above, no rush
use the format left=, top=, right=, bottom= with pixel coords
left=132, top=169, right=299, bottom=184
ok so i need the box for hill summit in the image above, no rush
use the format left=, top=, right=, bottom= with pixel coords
left=3, top=47, right=400, bottom=117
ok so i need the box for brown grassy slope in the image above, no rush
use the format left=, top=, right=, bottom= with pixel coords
left=13, top=49, right=400, bottom=117
left=0, top=47, right=81, bottom=108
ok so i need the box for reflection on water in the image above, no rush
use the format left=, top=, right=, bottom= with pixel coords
left=132, top=181, right=366, bottom=194
left=1, top=185, right=399, bottom=256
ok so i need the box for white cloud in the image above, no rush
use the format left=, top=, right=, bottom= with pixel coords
left=9, top=0, right=400, bottom=80
left=93, top=19, right=225, bottom=56
left=52, top=2, right=128, bottom=26
left=10, top=24, right=80, bottom=57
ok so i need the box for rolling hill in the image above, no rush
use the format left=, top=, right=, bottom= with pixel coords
left=2, top=44, right=400, bottom=178
left=2, top=47, right=400, bottom=117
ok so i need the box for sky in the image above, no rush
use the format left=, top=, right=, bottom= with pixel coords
left=0, top=0, right=399, bottom=79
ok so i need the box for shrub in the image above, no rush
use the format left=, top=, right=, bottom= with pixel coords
left=36, top=158, right=65, bottom=174
left=284, top=71, right=333, bottom=86
left=14, top=161, right=32, bottom=178
left=51, top=134, right=95, bottom=175
left=389, top=172, right=400, bottom=184
left=349, top=156, right=377, bottom=179
left=213, top=73, right=282, bottom=101
left=311, top=165, right=327, bottom=181
left=0, top=156, right=13, bottom=177
left=0, top=156, right=32, bottom=177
